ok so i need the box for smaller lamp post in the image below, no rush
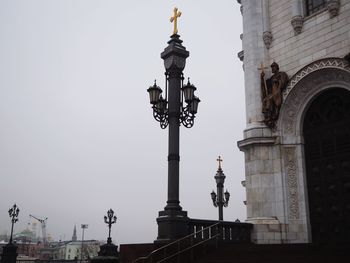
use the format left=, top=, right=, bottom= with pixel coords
left=90, top=209, right=119, bottom=263
left=8, top=204, right=20, bottom=244
left=1, top=204, right=20, bottom=263
left=211, top=156, right=230, bottom=221
left=104, top=209, right=117, bottom=244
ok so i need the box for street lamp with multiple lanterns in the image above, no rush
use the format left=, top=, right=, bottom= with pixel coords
left=8, top=204, right=20, bottom=244
left=211, top=156, right=230, bottom=221
left=147, top=78, right=200, bottom=129
left=104, top=209, right=117, bottom=244
left=146, top=7, right=201, bottom=242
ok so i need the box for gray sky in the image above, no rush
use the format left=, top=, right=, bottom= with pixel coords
left=0, top=0, right=245, bottom=245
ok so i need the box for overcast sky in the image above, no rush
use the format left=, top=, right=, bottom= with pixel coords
left=0, top=0, right=245, bottom=245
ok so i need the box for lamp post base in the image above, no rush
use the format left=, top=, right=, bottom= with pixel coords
left=155, top=210, right=189, bottom=244
left=0, top=243, right=18, bottom=263
left=90, top=242, right=119, bottom=263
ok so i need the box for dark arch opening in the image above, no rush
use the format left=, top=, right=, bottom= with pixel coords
left=303, top=88, right=350, bottom=243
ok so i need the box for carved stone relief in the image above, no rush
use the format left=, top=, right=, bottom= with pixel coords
left=283, top=147, right=300, bottom=220
left=263, top=31, right=273, bottom=49
left=291, top=16, right=303, bottom=35
left=280, top=58, right=350, bottom=135
left=327, top=0, right=340, bottom=18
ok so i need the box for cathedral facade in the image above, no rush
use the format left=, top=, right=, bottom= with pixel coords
left=237, top=0, right=350, bottom=244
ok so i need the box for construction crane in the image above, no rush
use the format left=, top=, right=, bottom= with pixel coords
left=29, top=214, right=48, bottom=246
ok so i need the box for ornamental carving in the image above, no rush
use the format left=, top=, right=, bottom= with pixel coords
left=280, top=58, right=350, bottom=135
left=284, top=147, right=300, bottom=220
left=283, top=58, right=349, bottom=99
left=291, top=15, right=303, bottom=35
left=263, top=31, right=273, bottom=49
left=327, top=0, right=340, bottom=18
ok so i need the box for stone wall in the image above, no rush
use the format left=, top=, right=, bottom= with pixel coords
left=237, top=0, right=350, bottom=244
left=269, top=0, right=350, bottom=76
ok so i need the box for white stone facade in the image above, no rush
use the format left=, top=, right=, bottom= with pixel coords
left=52, top=240, right=100, bottom=260
left=237, top=0, right=350, bottom=244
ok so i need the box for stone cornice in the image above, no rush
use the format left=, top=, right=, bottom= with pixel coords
left=237, top=136, right=277, bottom=151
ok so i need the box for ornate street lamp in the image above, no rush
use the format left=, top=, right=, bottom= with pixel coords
left=8, top=204, right=20, bottom=244
left=147, top=78, right=200, bottom=129
left=1, top=204, right=20, bottom=263
left=90, top=209, right=119, bottom=263
left=211, top=156, right=230, bottom=221
left=104, top=209, right=117, bottom=244
left=147, top=8, right=200, bottom=242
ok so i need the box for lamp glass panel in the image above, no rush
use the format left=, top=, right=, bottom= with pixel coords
left=148, top=87, right=162, bottom=104
left=183, top=85, right=195, bottom=102
left=189, top=97, right=200, bottom=114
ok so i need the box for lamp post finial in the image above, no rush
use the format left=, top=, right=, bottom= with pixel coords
left=170, top=7, right=182, bottom=35
left=217, top=156, right=223, bottom=169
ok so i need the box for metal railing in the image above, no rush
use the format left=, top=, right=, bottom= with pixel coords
left=133, top=222, right=220, bottom=263
left=133, top=219, right=252, bottom=263
left=188, top=219, right=252, bottom=243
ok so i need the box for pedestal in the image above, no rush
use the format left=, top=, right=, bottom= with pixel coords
left=0, top=243, right=18, bottom=263
left=90, top=239, right=119, bottom=263
left=156, top=210, right=189, bottom=243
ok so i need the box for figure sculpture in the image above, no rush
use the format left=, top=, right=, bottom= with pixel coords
left=260, top=62, right=289, bottom=129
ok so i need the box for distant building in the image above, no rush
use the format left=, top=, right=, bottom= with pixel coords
left=52, top=240, right=100, bottom=260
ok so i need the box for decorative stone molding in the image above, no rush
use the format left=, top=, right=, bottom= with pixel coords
left=237, top=136, right=276, bottom=151
left=327, top=0, right=340, bottom=18
left=262, top=31, right=273, bottom=49
left=291, top=15, right=303, bottom=35
left=283, top=147, right=300, bottom=220
left=283, top=58, right=350, bottom=100
left=280, top=58, right=350, bottom=135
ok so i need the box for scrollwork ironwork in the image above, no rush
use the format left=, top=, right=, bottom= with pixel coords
left=152, top=105, right=169, bottom=129
left=148, top=74, right=199, bottom=129
left=180, top=106, right=195, bottom=128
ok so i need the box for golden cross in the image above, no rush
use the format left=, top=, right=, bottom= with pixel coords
left=217, top=156, right=223, bottom=169
left=170, top=7, right=182, bottom=35
left=258, top=62, right=269, bottom=95
left=257, top=62, right=268, bottom=74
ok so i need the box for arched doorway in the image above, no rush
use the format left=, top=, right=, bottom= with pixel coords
left=303, top=88, right=350, bottom=243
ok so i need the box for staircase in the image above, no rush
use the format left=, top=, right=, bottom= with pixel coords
left=128, top=218, right=350, bottom=263
left=194, top=243, right=350, bottom=263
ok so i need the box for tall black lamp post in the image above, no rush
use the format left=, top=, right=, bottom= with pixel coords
left=211, top=157, right=230, bottom=221
left=1, top=204, right=20, bottom=263
left=147, top=8, right=200, bottom=243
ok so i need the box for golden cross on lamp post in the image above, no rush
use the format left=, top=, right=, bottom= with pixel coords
left=170, top=7, right=182, bottom=35
left=217, top=156, right=223, bottom=169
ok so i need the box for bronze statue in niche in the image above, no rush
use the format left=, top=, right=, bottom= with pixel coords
left=260, top=62, right=289, bottom=129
